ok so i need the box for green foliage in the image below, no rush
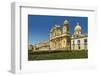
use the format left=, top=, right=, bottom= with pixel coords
left=28, top=50, right=33, bottom=53
left=28, top=50, right=88, bottom=61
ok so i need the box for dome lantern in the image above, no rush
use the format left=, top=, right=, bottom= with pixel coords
left=74, top=22, right=82, bottom=37
left=74, top=22, right=82, bottom=31
left=63, top=20, right=69, bottom=25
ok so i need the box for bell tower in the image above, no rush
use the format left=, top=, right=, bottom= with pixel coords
left=63, top=20, right=70, bottom=33
left=62, top=20, right=71, bottom=50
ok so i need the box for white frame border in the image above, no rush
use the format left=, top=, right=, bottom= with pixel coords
left=11, top=2, right=97, bottom=74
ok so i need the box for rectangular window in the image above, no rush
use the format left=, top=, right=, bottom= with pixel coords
left=77, top=40, right=80, bottom=45
left=84, top=39, right=87, bottom=45
left=77, top=40, right=80, bottom=49
left=78, top=45, right=80, bottom=49
left=84, top=39, right=87, bottom=49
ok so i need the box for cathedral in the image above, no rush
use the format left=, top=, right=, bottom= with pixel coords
left=49, top=20, right=71, bottom=50
left=29, top=20, right=88, bottom=51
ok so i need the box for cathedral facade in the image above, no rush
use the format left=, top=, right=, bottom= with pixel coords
left=49, top=20, right=71, bottom=50
left=29, top=20, right=88, bottom=52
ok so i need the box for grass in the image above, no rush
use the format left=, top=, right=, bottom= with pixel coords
left=28, top=50, right=88, bottom=61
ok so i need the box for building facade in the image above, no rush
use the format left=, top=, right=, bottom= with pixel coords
left=71, top=23, right=88, bottom=50
left=30, top=40, right=50, bottom=52
left=29, top=20, right=88, bottom=52
left=49, top=20, right=71, bottom=50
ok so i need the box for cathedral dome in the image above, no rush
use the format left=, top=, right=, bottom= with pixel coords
left=74, top=22, right=81, bottom=31
left=64, top=20, right=69, bottom=24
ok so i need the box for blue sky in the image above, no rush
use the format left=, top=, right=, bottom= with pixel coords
left=28, top=15, right=88, bottom=45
